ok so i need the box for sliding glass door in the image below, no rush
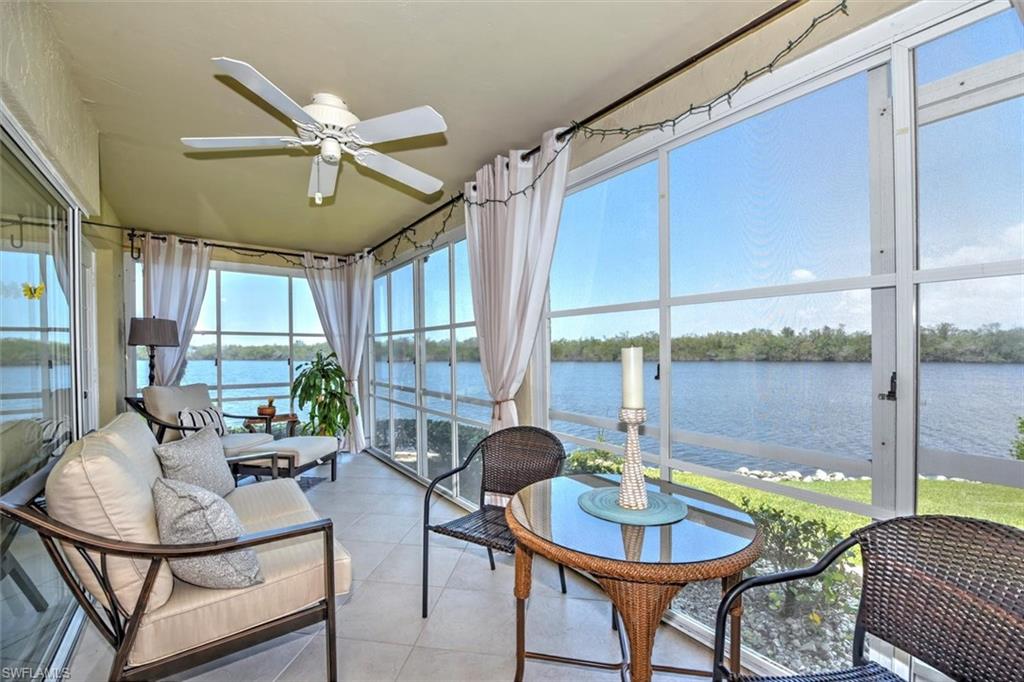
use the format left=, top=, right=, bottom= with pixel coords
left=0, top=132, right=80, bottom=673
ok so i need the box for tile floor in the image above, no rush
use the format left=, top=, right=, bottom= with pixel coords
left=66, top=453, right=714, bottom=681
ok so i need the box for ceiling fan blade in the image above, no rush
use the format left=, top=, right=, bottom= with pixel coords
left=211, top=57, right=321, bottom=129
left=352, top=149, right=443, bottom=194
left=181, top=135, right=304, bottom=150
left=345, top=106, right=447, bottom=145
left=307, top=156, right=340, bottom=204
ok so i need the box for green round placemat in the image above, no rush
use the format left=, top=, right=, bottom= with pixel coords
left=578, top=488, right=688, bottom=526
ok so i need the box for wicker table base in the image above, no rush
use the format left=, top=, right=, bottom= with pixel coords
left=512, top=545, right=745, bottom=682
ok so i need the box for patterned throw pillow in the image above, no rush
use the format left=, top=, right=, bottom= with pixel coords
left=177, top=407, right=227, bottom=437
left=153, top=425, right=235, bottom=497
left=151, top=478, right=263, bottom=589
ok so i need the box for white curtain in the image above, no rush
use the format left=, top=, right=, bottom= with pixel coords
left=464, top=128, right=571, bottom=431
left=302, top=252, right=374, bottom=452
left=143, top=235, right=212, bottom=386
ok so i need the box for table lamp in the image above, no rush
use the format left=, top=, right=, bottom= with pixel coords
left=128, top=317, right=179, bottom=386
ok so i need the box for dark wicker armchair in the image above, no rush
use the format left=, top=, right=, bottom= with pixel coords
left=421, top=426, right=566, bottom=618
left=713, top=515, right=1024, bottom=682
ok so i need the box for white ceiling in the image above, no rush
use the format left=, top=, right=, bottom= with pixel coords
left=44, top=1, right=776, bottom=253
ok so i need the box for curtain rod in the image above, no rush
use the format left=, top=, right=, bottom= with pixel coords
left=368, top=0, right=804, bottom=256
left=82, top=219, right=333, bottom=262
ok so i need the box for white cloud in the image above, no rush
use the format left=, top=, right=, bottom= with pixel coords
left=790, top=268, right=817, bottom=282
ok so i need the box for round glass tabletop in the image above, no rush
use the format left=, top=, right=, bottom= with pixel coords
left=509, top=474, right=759, bottom=566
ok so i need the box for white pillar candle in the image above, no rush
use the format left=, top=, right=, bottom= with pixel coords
left=621, top=347, right=644, bottom=409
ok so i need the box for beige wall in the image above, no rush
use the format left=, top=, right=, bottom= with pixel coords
left=84, top=196, right=126, bottom=425
left=0, top=0, right=100, bottom=213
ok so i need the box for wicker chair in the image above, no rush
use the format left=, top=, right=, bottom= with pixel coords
left=713, top=515, right=1024, bottom=682
left=421, top=426, right=566, bottom=618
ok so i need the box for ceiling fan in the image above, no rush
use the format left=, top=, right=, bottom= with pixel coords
left=181, top=57, right=447, bottom=204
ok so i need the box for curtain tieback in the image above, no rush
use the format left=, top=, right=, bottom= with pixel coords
left=492, top=398, right=514, bottom=419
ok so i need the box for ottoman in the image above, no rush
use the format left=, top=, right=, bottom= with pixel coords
left=234, top=436, right=340, bottom=481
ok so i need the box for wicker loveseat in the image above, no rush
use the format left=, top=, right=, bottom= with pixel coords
left=0, top=412, right=352, bottom=681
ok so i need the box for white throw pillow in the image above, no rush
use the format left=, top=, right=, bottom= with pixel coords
left=178, top=406, right=227, bottom=437
left=152, top=478, right=263, bottom=589
left=153, top=425, right=235, bottom=497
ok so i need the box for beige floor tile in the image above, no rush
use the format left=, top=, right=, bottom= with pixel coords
left=369, top=544, right=464, bottom=587
left=340, top=540, right=398, bottom=580
left=336, top=581, right=442, bottom=645
left=526, top=593, right=623, bottom=663
left=277, top=636, right=411, bottom=682
left=396, top=646, right=515, bottom=682
left=340, top=513, right=420, bottom=543
left=67, top=622, right=112, bottom=682
left=415, top=588, right=516, bottom=656
left=455, top=546, right=571, bottom=598
left=401, top=523, right=468, bottom=550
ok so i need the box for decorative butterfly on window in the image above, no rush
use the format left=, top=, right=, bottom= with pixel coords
left=21, top=282, right=45, bottom=300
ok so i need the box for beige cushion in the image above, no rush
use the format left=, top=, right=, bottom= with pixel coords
left=45, top=432, right=174, bottom=613
left=142, top=384, right=212, bottom=442
left=96, top=412, right=163, bottom=483
left=129, top=479, right=351, bottom=665
left=243, top=436, right=338, bottom=469
left=220, top=432, right=275, bottom=456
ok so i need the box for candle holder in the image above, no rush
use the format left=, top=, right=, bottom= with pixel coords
left=617, top=407, right=649, bottom=510
left=577, top=406, right=688, bottom=526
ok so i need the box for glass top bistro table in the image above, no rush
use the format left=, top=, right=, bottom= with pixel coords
left=506, top=474, right=763, bottom=682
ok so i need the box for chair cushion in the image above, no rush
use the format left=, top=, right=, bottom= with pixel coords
left=220, top=432, right=275, bottom=456
left=129, top=478, right=352, bottom=665
left=45, top=432, right=174, bottom=613
left=96, top=412, right=163, bottom=483
left=142, top=384, right=212, bottom=442
left=154, top=426, right=235, bottom=498
left=177, top=406, right=227, bottom=437
left=152, top=478, right=263, bottom=589
left=241, top=436, right=338, bottom=470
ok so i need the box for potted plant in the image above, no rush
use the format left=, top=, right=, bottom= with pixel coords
left=291, top=351, right=356, bottom=441
left=257, top=397, right=276, bottom=418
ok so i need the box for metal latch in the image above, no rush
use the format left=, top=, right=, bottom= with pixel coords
left=878, top=372, right=897, bottom=401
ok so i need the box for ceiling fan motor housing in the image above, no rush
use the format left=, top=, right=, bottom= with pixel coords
left=304, top=93, right=360, bottom=132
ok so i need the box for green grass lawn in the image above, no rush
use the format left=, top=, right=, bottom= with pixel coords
left=669, top=471, right=1024, bottom=536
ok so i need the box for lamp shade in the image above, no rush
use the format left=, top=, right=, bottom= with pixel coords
left=128, top=317, right=179, bottom=347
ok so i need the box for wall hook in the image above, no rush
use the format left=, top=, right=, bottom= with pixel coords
left=128, top=230, right=142, bottom=260
left=9, top=216, right=24, bottom=249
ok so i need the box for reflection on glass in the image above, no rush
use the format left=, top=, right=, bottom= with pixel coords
left=426, top=415, right=453, bottom=487
left=392, top=402, right=417, bottom=470
left=670, top=73, right=871, bottom=295
left=374, top=398, right=391, bottom=453
left=374, top=275, right=388, bottom=334
left=292, top=277, right=325, bottom=335
left=551, top=160, right=658, bottom=310
left=220, top=271, right=288, bottom=332
left=391, top=334, right=415, bottom=389
left=455, top=326, right=486, bottom=405
left=549, top=309, right=660, bottom=425
left=219, top=335, right=290, bottom=386
left=390, top=264, right=414, bottom=331
left=1, top=138, right=77, bottom=671
left=915, top=10, right=1023, bottom=85
left=919, top=277, right=1022, bottom=459
left=424, top=330, right=451, bottom=412
left=671, top=292, right=873, bottom=460
left=423, top=247, right=450, bottom=327
left=456, top=421, right=488, bottom=503
left=453, top=240, right=473, bottom=324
